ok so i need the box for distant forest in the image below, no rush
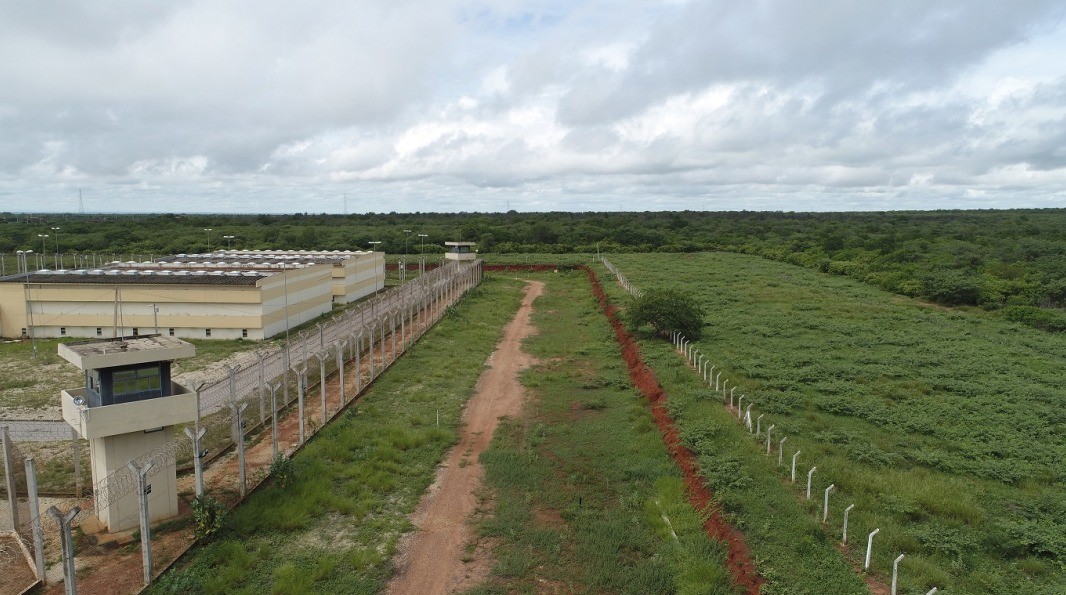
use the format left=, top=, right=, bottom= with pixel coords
left=3, top=209, right=1065, bottom=331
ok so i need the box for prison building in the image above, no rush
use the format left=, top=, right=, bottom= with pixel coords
left=0, top=250, right=385, bottom=340
left=146, top=249, right=383, bottom=305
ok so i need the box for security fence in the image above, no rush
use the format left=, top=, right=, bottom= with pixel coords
left=0, top=259, right=483, bottom=593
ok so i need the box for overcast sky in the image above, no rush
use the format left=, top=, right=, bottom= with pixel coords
left=1, top=0, right=1065, bottom=214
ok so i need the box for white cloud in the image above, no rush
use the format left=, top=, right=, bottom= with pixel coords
left=2, top=1, right=1066, bottom=212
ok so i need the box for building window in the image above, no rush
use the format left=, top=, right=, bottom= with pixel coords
left=205, top=328, right=212, bottom=337
left=112, top=366, right=162, bottom=400
left=242, top=329, right=248, bottom=338
left=60, top=327, right=66, bottom=336
left=96, top=327, right=102, bottom=336
left=132, top=328, right=139, bottom=336
left=169, top=328, right=175, bottom=336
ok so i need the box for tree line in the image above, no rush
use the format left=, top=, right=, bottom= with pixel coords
left=3, top=208, right=1064, bottom=330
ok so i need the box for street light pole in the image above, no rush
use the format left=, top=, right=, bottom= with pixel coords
left=204, top=228, right=213, bottom=252
left=418, top=234, right=427, bottom=274
left=37, top=234, right=49, bottom=265
left=402, top=230, right=412, bottom=282
left=51, top=227, right=61, bottom=268
left=223, top=235, right=235, bottom=249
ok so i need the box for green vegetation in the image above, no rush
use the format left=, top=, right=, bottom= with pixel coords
left=473, top=271, right=733, bottom=594
left=151, top=275, right=526, bottom=594
left=628, top=288, right=706, bottom=340
left=5, top=210, right=1066, bottom=332
left=600, top=253, right=1065, bottom=594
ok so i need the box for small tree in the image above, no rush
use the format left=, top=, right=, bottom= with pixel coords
left=627, top=288, right=705, bottom=339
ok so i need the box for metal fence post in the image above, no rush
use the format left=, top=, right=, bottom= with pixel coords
left=25, top=458, right=46, bottom=580
left=128, top=460, right=154, bottom=586
left=48, top=505, right=80, bottom=595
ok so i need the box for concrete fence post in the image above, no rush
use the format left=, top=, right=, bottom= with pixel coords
left=766, top=425, right=775, bottom=455
left=48, top=505, right=79, bottom=595
left=256, top=351, right=267, bottom=424
left=229, top=401, right=249, bottom=497
left=715, top=371, right=721, bottom=391
left=737, top=395, right=744, bottom=419
left=128, top=460, right=155, bottom=586
left=183, top=427, right=208, bottom=497
left=317, top=350, right=328, bottom=422
left=268, top=382, right=280, bottom=460
left=806, top=466, right=817, bottom=499
left=25, top=458, right=46, bottom=580
left=729, top=386, right=735, bottom=406
left=296, top=364, right=307, bottom=445
left=791, top=450, right=801, bottom=482
left=823, top=484, right=835, bottom=521
left=865, top=528, right=880, bottom=570
left=337, top=339, right=348, bottom=404
left=892, top=553, right=905, bottom=595
left=756, top=414, right=764, bottom=435
left=778, top=437, right=787, bottom=465
left=1, top=426, right=18, bottom=530
left=843, top=504, right=855, bottom=544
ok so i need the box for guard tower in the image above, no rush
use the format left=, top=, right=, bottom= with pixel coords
left=444, top=241, right=476, bottom=261
left=59, top=335, right=197, bottom=532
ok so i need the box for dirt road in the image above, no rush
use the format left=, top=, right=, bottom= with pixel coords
left=387, top=280, right=544, bottom=595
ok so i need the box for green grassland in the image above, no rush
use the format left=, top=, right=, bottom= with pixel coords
left=150, top=275, right=527, bottom=594
left=471, top=271, right=734, bottom=594
left=600, top=253, right=1065, bottom=594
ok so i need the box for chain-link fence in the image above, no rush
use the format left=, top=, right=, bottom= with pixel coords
left=0, top=259, right=484, bottom=593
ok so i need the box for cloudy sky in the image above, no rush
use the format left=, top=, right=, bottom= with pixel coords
left=1, top=0, right=1065, bottom=214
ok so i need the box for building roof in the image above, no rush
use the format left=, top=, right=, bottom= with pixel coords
left=59, top=334, right=196, bottom=370
left=0, top=270, right=268, bottom=285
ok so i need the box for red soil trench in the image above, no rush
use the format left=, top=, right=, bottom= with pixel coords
left=583, top=266, right=765, bottom=595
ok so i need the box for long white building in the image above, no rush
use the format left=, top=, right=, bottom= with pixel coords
left=0, top=250, right=384, bottom=340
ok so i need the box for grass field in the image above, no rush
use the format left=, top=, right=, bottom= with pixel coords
left=149, top=275, right=526, bottom=594
left=599, top=253, right=1065, bottom=594
left=472, top=271, right=735, bottom=594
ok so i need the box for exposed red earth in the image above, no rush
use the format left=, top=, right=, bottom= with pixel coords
left=387, top=281, right=544, bottom=595
left=583, top=265, right=765, bottom=595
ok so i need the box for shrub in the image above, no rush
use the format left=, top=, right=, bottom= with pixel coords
left=270, top=454, right=297, bottom=488
left=627, top=288, right=705, bottom=339
left=191, top=495, right=227, bottom=540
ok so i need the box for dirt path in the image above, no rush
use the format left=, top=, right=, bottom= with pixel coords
left=585, top=267, right=766, bottom=594
left=387, top=280, right=544, bottom=595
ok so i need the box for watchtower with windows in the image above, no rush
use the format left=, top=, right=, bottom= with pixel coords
left=59, top=335, right=197, bottom=532
left=444, top=241, right=476, bottom=261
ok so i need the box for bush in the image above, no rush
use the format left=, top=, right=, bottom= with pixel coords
left=270, top=454, right=297, bottom=488
left=191, top=495, right=227, bottom=540
left=1003, top=306, right=1066, bottom=332
left=627, top=288, right=705, bottom=339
